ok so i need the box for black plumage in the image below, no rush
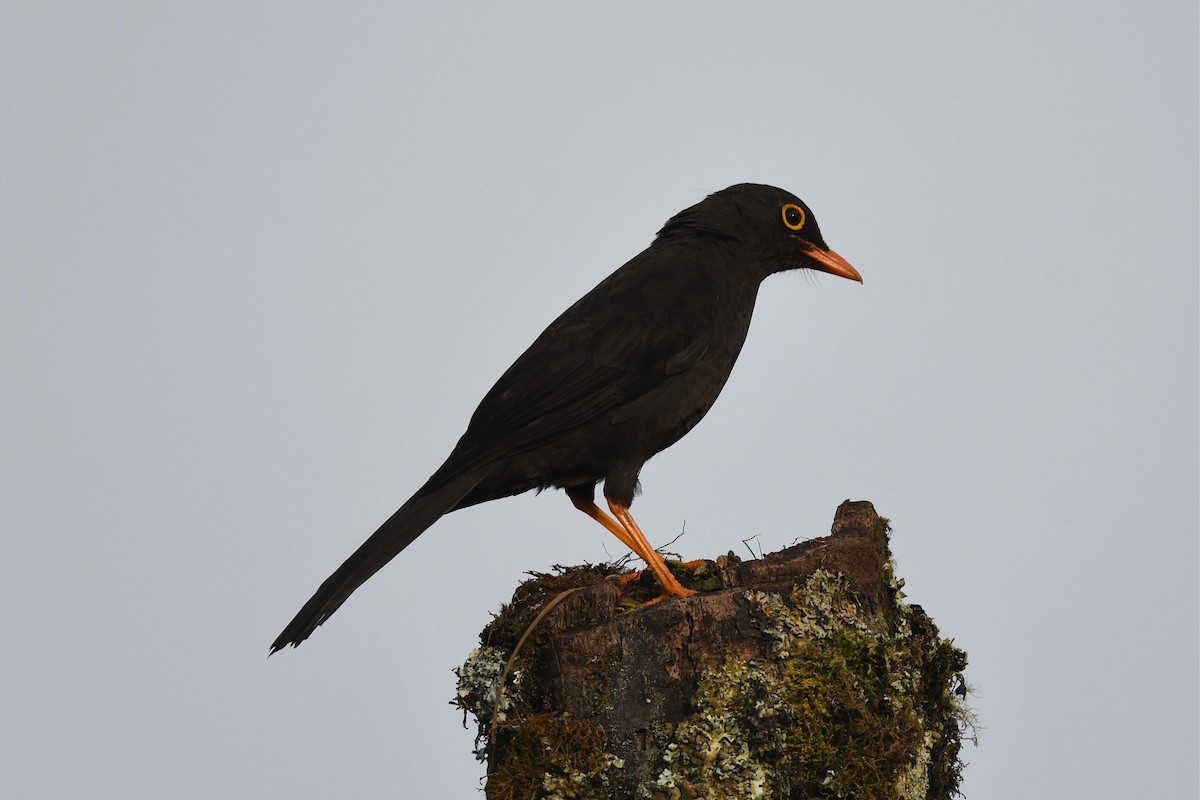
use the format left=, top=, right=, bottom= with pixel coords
left=271, top=183, right=861, bottom=652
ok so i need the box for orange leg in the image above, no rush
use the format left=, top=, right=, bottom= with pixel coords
left=567, top=490, right=641, bottom=553
left=607, top=500, right=696, bottom=599
left=566, top=487, right=696, bottom=600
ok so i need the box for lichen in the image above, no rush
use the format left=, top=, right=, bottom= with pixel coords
left=456, top=534, right=973, bottom=799
left=454, top=565, right=636, bottom=799
left=453, top=646, right=514, bottom=760
left=648, top=657, right=779, bottom=799
left=648, top=569, right=971, bottom=799
left=485, top=714, right=625, bottom=800
left=455, top=647, right=510, bottom=718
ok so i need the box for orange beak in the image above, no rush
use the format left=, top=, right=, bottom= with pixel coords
left=804, top=244, right=863, bottom=283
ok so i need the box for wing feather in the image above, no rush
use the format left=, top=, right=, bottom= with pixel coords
left=449, top=249, right=721, bottom=461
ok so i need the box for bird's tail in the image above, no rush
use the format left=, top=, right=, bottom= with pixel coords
left=269, top=468, right=486, bottom=653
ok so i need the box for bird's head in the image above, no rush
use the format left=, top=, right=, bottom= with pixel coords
left=656, top=183, right=862, bottom=283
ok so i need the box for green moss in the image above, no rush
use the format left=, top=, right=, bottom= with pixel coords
left=486, top=715, right=624, bottom=800
left=482, top=564, right=625, bottom=653
left=650, top=569, right=970, bottom=799
left=456, top=646, right=627, bottom=799
left=456, top=538, right=972, bottom=799
left=650, top=657, right=778, bottom=799
left=611, top=558, right=726, bottom=606
left=455, top=565, right=633, bottom=798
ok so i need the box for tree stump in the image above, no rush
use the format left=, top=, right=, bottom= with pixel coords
left=454, top=501, right=972, bottom=799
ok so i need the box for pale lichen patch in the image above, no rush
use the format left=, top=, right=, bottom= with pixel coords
left=648, top=568, right=970, bottom=799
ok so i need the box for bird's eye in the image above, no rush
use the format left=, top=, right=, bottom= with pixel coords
left=781, top=203, right=806, bottom=231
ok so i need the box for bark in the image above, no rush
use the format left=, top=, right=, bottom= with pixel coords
left=454, top=500, right=972, bottom=800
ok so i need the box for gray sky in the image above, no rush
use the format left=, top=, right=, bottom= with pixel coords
left=2, top=3, right=1196, bottom=798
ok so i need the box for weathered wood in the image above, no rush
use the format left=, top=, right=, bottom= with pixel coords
left=455, top=501, right=972, bottom=799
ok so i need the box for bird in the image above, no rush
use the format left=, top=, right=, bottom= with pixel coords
left=270, top=183, right=861, bottom=652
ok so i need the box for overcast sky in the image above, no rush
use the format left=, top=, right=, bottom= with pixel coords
left=2, top=3, right=1196, bottom=798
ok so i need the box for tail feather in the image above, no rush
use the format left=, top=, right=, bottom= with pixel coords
left=270, top=469, right=486, bottom=653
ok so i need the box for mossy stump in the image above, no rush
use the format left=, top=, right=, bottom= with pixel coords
left=455, top=501, right=972, bottom=799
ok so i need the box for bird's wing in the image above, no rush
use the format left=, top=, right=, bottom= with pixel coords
left=451, top=257, right=720, bottom=461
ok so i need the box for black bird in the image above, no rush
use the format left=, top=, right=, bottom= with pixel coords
left=271, top=183, right=861, bottom=652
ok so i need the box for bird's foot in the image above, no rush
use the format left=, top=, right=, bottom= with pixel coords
left=611, top=560, right=704, bottom=607
left=640, top=585, right=697, bottom=606
left=611, top=570, right=642, bottom=589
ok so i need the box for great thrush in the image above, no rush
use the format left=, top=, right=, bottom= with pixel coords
left=271, top=183, right=861, bottom=652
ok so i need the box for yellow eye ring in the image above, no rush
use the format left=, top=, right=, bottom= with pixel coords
left=781, top=203, right=806, bottom=231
